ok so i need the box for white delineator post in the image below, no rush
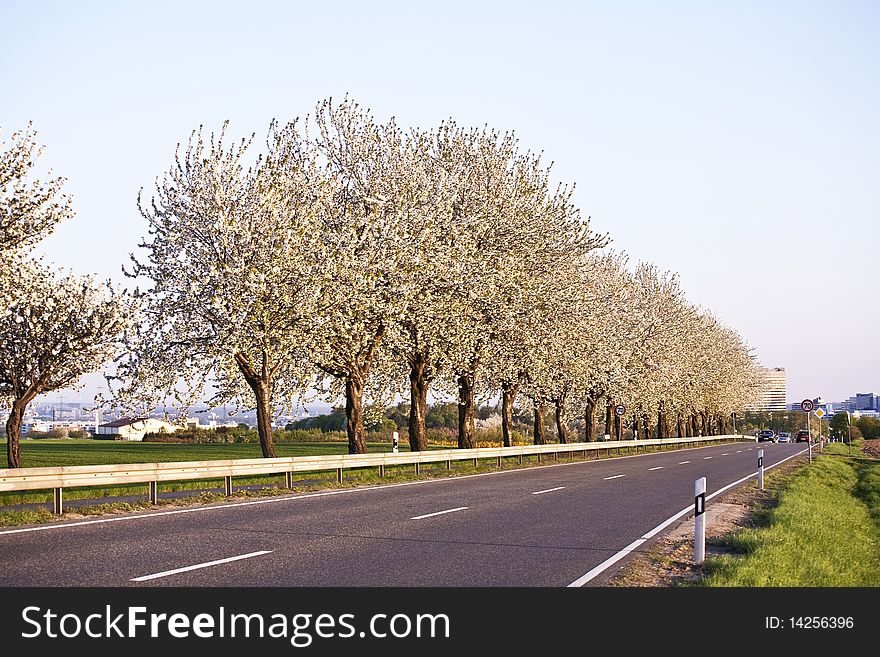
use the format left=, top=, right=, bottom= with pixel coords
left=694, top=477, right=707, bottom=564
left=757, top=449, right=764, bottom=490
left=392, top=431, right=399, bottom=453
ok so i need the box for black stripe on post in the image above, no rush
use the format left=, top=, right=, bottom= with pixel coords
left=758, top=456, right=764, bottom=468
left=694, top=492, right=706, bottom=516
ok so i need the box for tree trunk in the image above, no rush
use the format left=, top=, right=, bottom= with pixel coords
left=5, top=400, right=24, bottom=469
left=253, top=382, right=278, bottom=458
left=614, top=413, right=622, bottom=440
left=236, top=352, right=277, bottom=458
left=533, top=401, right=546, bottom=445
left=677, top=415, right=684, bottom=438
left=701, top=412, right=708, bottom=437
left=642, top=415, right=650, bottom=440
left=718, top=414, right=727, bottom=435
left=501, top=382, right=519, bottom=447
left=408, top=357, right=429, bottom=452
left=604, top=399, right=613, bottom=438
left=345, top=375, right=367, bottom=454
left=632, top=416, right=639, bottom=440
left=554, top=399, right=569, bottom=444
left=585, top=398, right=596, bottom=442
left=457, top=374, right=476, bottom=449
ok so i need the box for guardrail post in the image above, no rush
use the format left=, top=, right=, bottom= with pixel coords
left=473, top=458, right=478, bottom=468
left=224, top=476, right=233, bottom=496
left=537, top=453, right=542, bottom=464
left=757, top=449, right=764, bottom=490
left=446, top=460, right=451, bottom=470
left=518, top=454, right=523, bottom=465
left=497, top=456, right=502, bottom=467
left=336, top=468, right=343, bottom=483
left=379, top=464, right=385, bottom=477
left=415, top=463, right=421, bottom=475
left=285, top=472, right=294, bottom=488
left=553, top=452, right=558, bottom=462
left=694, top=477, right=706, bottom=564
left=53, top=487, right=63, bottom=515
left=149, top=481, right=158, bottom=504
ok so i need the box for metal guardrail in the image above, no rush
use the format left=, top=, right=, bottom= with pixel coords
left=0, top=434, right=749, bottom=514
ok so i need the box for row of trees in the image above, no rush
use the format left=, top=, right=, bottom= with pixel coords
left=1, top=99, right=760, bottom=467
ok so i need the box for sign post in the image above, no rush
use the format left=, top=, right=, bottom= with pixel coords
left=757, top=449, right=764, bottom=490
left=694, top=477, right=707, bottom=564
left=814, top=408, right=825, bottom=453
left=801, top=400, right=814, bottom=463
left=614, top=404, right=626, bottom=441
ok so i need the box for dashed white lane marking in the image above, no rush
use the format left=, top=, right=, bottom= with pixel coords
left=567, top=447, right=809, bottom=587
left=532, top=486, right=566, bottom=495
left=679, top=460, right=690, bottom=464
left=736, top=450, right=742, bottom=453
left=722, top=453, right=729, bottom=456
left=603, top=474, right=626, bottom=480
left=411, top=506, right=469, bottom=520
left=704, top=456, right=713, bottom=460
left=131, top=550, right=272, bottom=582
left=648, top=467, right=663, bottom=471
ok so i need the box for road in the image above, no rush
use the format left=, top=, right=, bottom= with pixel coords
left=0, top=441, right=807, bottom=586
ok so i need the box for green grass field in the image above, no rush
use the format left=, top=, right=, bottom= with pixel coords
left=2, top=438, right=418, bottom=468
left=701, top=442, right=880, bottom=586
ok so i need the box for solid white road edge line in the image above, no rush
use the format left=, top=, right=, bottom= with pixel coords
left=566, top=447, right=809, bottom=587
left=0, top=440, right=753, bottom=537
left=603, top=474, right=625, bottom=480
left=131, top=550, right=273, bottom=582
left=532, top=487, right=566, bottom=495
left=648, top=467, right=663, bottom=471
left=410, top=506, right=468, bottom=520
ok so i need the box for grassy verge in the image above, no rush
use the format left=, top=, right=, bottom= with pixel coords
left=700, top=442, right=880, bottom=586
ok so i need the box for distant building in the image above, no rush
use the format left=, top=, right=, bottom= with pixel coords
left=96, top=417, right=178, bottom=441
left=749, top=367, right=787, bottom=412
left=855, top=393, right=876, bottom=411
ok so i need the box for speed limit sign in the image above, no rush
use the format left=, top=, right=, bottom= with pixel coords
left=614, top=404, right=627, bottom=417
left=800, top=399, right=814, bottom=412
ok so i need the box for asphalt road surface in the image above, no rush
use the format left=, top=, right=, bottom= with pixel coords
left=0, top=441, right=807, bottom=587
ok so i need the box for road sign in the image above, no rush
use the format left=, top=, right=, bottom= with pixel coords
left=614, top=404, right=627, bottom=417
left=800, top=399, right=814, bottom=412
left=814, top=408, right=825, bottom=418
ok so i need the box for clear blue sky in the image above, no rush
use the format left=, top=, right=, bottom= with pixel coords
left=2, top=0, right=878, bottom=405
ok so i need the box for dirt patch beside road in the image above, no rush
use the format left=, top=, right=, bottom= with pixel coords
left=862, top=439, right=880, bottom=459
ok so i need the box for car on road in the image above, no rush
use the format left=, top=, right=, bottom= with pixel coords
left=757, top=429, right=775, bottom=442
left=777, top=432, right=791, bottom=443
left=796, top=429, right=811, bottom=443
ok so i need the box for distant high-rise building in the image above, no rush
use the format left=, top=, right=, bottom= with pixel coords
left=855, top=393, right=875, bottom=411
left=749, top=367, right=787, bottom=411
